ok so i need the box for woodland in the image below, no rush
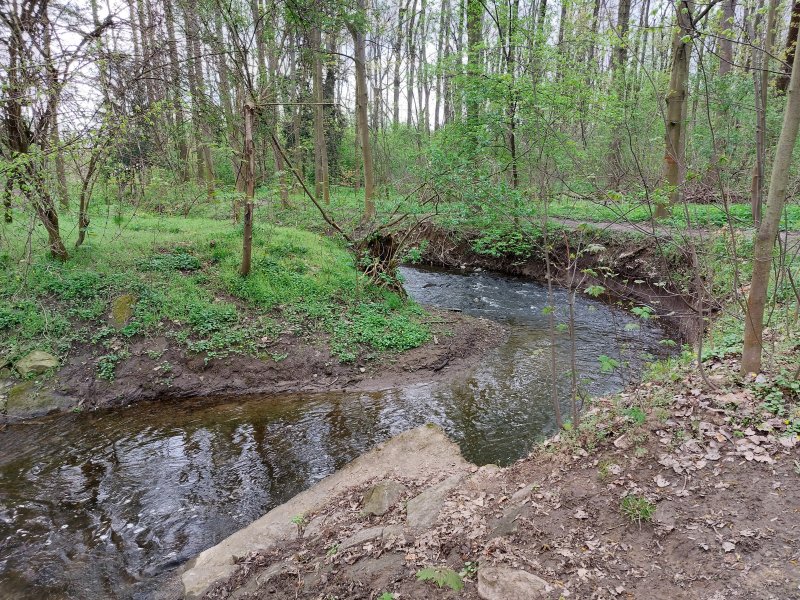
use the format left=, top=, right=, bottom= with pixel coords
left=2, top=0, right=800, bottom=598
left=1, top=0, right=800, bottom=407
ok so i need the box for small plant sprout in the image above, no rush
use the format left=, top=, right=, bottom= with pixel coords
left=621, top=495, right=656, bottom=526
left=291, top=513, right=309, bottom=538
left=416, top=567, right=464, bottom=591
left=378, top=593, right=395, bottom=600
left=598, top=354, right=620, bottom=374
left=459, top=561, right=478, bottom=579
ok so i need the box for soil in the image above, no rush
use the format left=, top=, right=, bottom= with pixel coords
left=188, top=355, right=800, bottom=600
left=1, top=310, right=504, bottom=420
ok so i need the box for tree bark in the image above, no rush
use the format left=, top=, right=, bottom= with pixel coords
left=240, top=102, right=256, bottom=277
left=347, top=1, right=376, bottom=222
left=741, top=37, right=800, bottom=374
left=750, top=0, right=777, bottom=226
left=658, top=0, right=693, bottom=219
left=312, top=27, right=330, bottom=204
left=718, top=0, right=735, bottom=75
left=466, top=0, right=483, bottom=124
left=164, top=0, right=189, bottom=181
left=777, top=0, right=800, bottom=94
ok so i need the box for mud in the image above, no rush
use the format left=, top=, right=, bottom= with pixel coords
left=1, top=310, right=503, bottom=420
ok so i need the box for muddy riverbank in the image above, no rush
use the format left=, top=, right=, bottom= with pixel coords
left=0, top=265, right=672, bottom=598
left=0, top=309, right=503, bottom=421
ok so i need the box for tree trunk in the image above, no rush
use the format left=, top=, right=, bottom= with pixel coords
left=406, top=0, right=418, bottom=126
left=751, top=0, right=777, bottom=226
left=658, top=0, right=693, bottom=219
left=312, top=27, right=330, bottom=204
left=164, top=0, right=189, bottom=181
left=348, top=2, right=376, bottom=222
left=777, top=0, right=800, bottom=94
left=240, top=102, right=256, bottom=277
left=466, top=0, right=483, bottom=124
left=718, top=0, right=735, bottom=75
left=741, top=38, right=800, bottom=374
left=393, top=4, right=404, bottom=127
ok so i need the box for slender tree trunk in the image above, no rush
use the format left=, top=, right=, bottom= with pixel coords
left=434, top=0, right=448, bottom=130
left=348, top=2, right=376, bottom=221
left=164, top=0, right=189, bottom=181
left=393, top=4, right=405, bottom=127
left=76, top=149, right=103, bottom=247
left=406, top=0, right=418, bottom=126
left=718, top=0, right=736, bottom=75
left=658, top=0, right=693, bottom=218
left=741, top=40, right=800, bottom=374
left=240, top=102, right=256, bottom=277
left=466, top=0, right=483, bottom=124
left=312, top=27, right=330, bottom=204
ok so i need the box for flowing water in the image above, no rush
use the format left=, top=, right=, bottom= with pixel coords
left=0, top=266, right=671, bottom=599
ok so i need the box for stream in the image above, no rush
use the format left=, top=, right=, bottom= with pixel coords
left=0, top=266, right=671, bottom=599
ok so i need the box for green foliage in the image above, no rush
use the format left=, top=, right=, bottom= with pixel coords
left=621, top=495, right=656, bottom=524
left=472, top=226, right=538, bottom=259
left=416, top=567, right=464, bottom=591
left=142, top=251, right=202, bottom=272
left=598, top=354, right=620, bottom=373
left=624, top=406, right=647, bottom=424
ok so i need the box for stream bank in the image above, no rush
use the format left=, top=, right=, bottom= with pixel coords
left=0, top=310, right=502, bottom=421
left=183, top=356, right=800, bottom=600
left=403, top=221, right=712, bottom=343
left=0, top=265, right=671, bottom=599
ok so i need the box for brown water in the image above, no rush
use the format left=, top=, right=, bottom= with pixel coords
left=0, top=266, right=671, bottom=599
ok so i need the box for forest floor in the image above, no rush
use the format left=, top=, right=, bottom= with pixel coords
left=187, top=337, right=800, bottom=600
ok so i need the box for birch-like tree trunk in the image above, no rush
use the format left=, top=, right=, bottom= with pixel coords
left=741, top=36, right=800, bottom=374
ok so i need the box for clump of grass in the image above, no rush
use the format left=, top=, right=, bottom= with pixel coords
left=621, top=494, right=655, bottom=525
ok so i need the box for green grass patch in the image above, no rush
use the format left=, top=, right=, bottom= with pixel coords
left=0, top=208, right=430, bottom=378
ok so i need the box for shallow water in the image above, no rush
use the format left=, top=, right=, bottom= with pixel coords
left=0, top=266, right=670, bottom=598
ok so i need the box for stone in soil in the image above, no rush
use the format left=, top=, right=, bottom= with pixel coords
left=362, top=480, right=406, bottom=516
left=14, top=350, right=59, bottom=377
left=477, top=566, right=555, bottom=599
left=406, top=472, right=466, bottom=528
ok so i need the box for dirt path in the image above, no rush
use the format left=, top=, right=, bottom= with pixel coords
left=185, top=354, right=800, bottom=600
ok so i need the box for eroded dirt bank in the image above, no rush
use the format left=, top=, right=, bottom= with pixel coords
left=175, top=356, right=800, bottom=600
left=0, top=310, right=504, bottom=421
left=405, top=221, right=711, bottom=343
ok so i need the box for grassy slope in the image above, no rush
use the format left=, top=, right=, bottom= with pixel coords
left=0, top=209, right=429, bottom=380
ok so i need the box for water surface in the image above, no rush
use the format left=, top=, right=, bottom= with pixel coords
left=0, top=266, right=669, bottom=598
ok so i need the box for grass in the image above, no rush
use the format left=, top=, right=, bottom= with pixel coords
left=0, top=205, right=430, bottom=378
left=621, top=494, right=656, bottom=524
left=246, top=185, right=800, bottom=235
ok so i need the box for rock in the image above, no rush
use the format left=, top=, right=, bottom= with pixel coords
left=110, top=294, right=137, bottom=328
left=489, top=506, right=524, bottom=538
left=653, top=502, right=677, bottom=535
left=339, top=526, right=385, bottom=551
left=0, top=367, right=12, bottom=379
left=510, top=483, right=536, bottom=503
left=14, top=351, right=59, bottom=377
left=342, top=553, right=406, bottom=592
left=181, top=425, right=472, bottom=598
left=478, top=567, right=553, bottom=599
left=406, top=473, right=465, bottom=528
left=362, top=480, right=406, bottom=516
left=5, top=381, right=72, bottom=417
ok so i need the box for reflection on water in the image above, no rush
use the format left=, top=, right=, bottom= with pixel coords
left=0, top=266, right=669, bottom=598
